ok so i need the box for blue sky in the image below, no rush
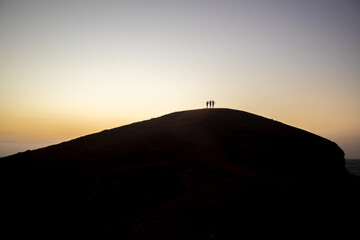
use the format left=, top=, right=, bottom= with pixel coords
left=1, top=0, right=360, bottom=158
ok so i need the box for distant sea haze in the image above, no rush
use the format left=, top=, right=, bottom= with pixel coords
left=345, top=159, right=360, bottom=177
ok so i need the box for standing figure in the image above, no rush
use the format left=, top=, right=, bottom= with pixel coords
left=212, top=100, right=215, bottom=108
left=206, top=101, right=209, bottom=108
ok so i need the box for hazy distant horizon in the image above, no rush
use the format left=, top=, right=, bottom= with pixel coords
left=1, top=1, right=359, bottom=158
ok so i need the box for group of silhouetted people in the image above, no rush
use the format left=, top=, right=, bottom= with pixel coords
left=206, top=100, right=215, bottom=108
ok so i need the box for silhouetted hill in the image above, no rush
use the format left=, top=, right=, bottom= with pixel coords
left=2, top=109, right=359, bottom=238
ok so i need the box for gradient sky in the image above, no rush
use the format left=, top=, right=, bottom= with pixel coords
left=1, top=0, right=360, bottom=158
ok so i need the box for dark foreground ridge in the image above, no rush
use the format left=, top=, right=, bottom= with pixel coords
left=2, top=109, right=360, bottom=237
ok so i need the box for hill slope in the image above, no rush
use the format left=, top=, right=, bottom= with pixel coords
left=1, top=109, right=358, bottom=237
left=3, top=108, right=345, bottom=173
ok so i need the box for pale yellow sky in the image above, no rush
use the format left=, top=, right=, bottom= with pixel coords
left=1, top=0, right=360, bottom=158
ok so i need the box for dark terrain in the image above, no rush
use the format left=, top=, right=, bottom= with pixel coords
left=2, top=109, right=360, bottom=238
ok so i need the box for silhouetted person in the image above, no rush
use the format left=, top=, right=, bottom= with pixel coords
left=206, top=101, right=209, bottom=108
left=212, top=100, right=215, bottom=108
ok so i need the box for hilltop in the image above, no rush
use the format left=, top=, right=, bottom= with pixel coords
left=2, top=109, right=359, bottom=238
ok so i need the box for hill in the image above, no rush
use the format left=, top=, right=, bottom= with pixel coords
left=1, top=109, right=359, bottom=238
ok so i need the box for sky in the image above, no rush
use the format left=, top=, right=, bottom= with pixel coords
left=0, top=0, right=359, bottom=158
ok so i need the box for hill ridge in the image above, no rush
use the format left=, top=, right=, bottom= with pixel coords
left=4, top=108, right=336, bottom=158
